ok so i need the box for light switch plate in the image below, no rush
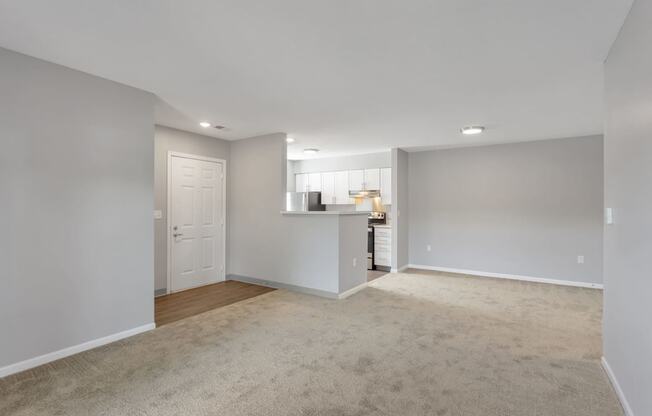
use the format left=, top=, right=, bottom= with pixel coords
left=153, top=210, right=163, bottom=219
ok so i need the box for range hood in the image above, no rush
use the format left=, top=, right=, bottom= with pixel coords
left=349, top=189, right=380, bottom=198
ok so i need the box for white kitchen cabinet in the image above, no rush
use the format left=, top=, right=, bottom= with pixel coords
left=321, top=172, right=337, bottom=204
left=334, top=171, right=353, bottom=204
left=295, top=173, right=308, bottom=192
left=364, top=169, right=380, bottom=190
left=296, top=172, right=322, bottom=192
left=374, top=226, right=392, bottom=267
left=380, top=167, right=391, bottom=205
left=349, top=168, right=380, bottom=190
left=349, top=169, right=364, bottom=191
left=308, top=172, right=322, bottom=192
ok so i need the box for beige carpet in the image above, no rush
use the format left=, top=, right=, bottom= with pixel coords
left=0, top=271, right=622, bottom=415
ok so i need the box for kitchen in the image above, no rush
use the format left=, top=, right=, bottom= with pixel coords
left=286, top=151, right=393, bottom=280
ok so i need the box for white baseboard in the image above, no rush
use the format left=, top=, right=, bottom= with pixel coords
left=407, top=264, right=603, bottom=289
left=390, top=265, right=409, bottom=273
left=228, top=274, right=340, bottom=299
left=0, top=323, right=156, bottom=379
left=338, top=282, right=368, bottom=299
left=601, top=356, right=634, bottom=416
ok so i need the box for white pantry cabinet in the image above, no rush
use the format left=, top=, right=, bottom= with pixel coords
left=380, top=167, right=391, bottom=205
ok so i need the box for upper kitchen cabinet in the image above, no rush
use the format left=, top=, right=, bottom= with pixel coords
left=364, top=169, right=380, bottom=190
left=308, top=172, right=322, bottom=192
left=334, top=170, right=353, bottom=204
left=321, top=172, right=336, bottom=204
left=349, top=168, right=380, bottom=191
left=296, top=172, right=322, bottom=192
left=295, top=173, right=308, bottom=192
left=380, top=167, right=391, bottom=205
left=349, top=169, right=364, bottom=191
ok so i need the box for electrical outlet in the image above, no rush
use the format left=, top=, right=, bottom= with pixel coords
left=353, top=258, right=357, bottom=267
left=577, top=255, right=585, bottom=264
left=427, top=245, right=431, bottom=252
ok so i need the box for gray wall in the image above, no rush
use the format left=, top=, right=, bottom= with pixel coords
left=291, top=151, right=390, bottom=174
left=603, top=0, right=652, bottom=414
left=391, top=149, right=410, bottom=270
left=154, top=125, right=230, bottom=292
left=228, top=134, right=366, bottom=294
left=338, top=214, right=368, bottom=292
left=0, top=48, right=155, bottom=368
left=408, top=136, right=604, bottom=284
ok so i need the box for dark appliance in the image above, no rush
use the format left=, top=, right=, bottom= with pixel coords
left=285, top=192, right=326, bottom=212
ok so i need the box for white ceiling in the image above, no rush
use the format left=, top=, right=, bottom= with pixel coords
left=0, top=0, right=632, bottom=159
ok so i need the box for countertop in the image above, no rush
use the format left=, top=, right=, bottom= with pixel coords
left=280, top=211, right=369, bottom=216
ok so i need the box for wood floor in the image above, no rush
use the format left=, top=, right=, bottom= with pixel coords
left=155, top=281, right=275, bottom=326
left=367, top=269, right=389, bottom=282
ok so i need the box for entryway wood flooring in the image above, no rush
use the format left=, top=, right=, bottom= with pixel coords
left=155, top=280, right=275, bottom=326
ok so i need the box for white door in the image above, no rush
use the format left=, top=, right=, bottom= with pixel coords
left=308, top=172, right=322, bottom=191
left=169, top=155, right=225, bottom=292
left=295, top=173, right=308, bottom=192
left=334, top=170, right=353, bottom=204
left=321, top=172, right=336, bottom=204
left=380, top=167, right=392, bottom=205
left=349, top=169, right=364, bottom=190
left=364, top=168, right=380, bottom=190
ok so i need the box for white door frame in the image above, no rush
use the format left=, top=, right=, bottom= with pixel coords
left=166, top=151, right=227, bottom=294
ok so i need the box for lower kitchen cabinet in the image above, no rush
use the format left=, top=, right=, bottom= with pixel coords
left=374, top=226, right=392, bottom=267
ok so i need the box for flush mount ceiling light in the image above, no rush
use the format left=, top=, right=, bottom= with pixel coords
left=199, top=121, right=211, bottom=128
left=460, top=126, right=485, bottom=135
left=303, top=148, right=319, bottom=154
left=286, top=137, right=295, bottom=144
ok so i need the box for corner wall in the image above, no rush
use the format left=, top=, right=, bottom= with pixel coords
left=407, top=136, right=604, bottom=285
left=603, top=0, right=652, bottom=414
left=0, top=48, right=155, bottom=370
left=228, top=134, right=366, bottom=295
left=391, top=148, right=409, bottom=270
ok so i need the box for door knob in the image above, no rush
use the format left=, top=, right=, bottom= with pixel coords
left=173, top=233, right=183, bottom=237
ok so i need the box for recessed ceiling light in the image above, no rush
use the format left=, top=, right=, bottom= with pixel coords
left=461, top=126, right=485, bottom=135
left=303, top=148, right=319, bottom=154
left=286, top=137, right=295, bottom=144
left=199, top=121, right=211, bottom=128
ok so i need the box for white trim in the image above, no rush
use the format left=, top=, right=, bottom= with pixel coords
left=390, top=264, right=409, bottom=273
left=337, top=282, right=368, bottom=299
left=167, top=151, right=227, bottom=294
left=407, top=264, right=603, bottom=289
left=601, top=356, right=634, bottom=416
left=0, top=323, right=155, bottom=379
